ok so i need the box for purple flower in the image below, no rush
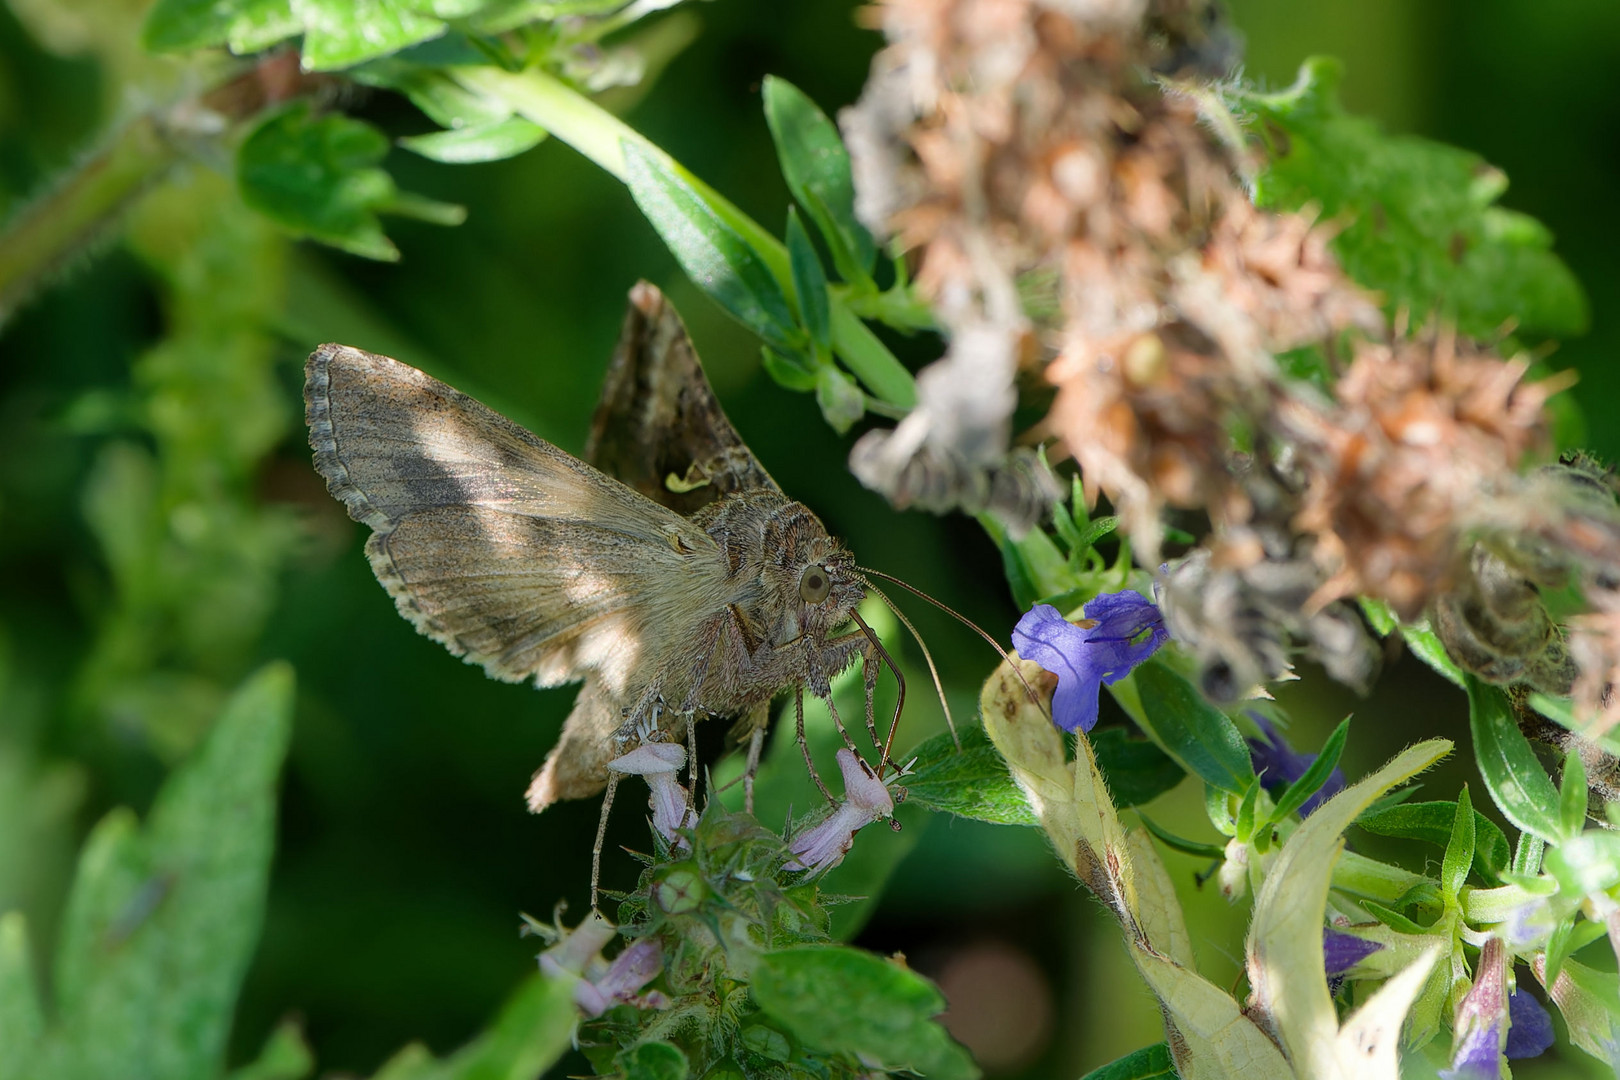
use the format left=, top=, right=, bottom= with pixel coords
left=1012, top=591, right=1168, bottom=733
left=1323, top=927, right=1383, bottom=977
left=1506, top=988, right=1554, bottom=1059
left=786, top=749, right=895, bottom=873
left=1247, top=713, right=1345, bottom=817
left=1443, top=938, right=1509, bottom=1080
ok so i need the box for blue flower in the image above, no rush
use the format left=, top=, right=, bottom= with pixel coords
left=1323, top=927, right=1383, bottom=977
left=1506, top=988, right=1554, bottom=1060
left=1247, top=713, right=1345, bottom=817
left=1013, top=591, right=1168, bottom=733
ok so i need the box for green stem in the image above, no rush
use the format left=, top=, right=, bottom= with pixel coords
left=0, top=115, right=178, bottom=324
left=452, top=65, right=918, bottom=410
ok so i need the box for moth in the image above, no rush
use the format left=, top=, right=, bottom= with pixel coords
left=304, top=282, right=893, bottom=814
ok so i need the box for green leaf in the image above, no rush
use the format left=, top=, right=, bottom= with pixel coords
left=399, top=117, right=548, bottom=163
left=1356, top=800, right=1510, bottom=884
left=1078, top=1043, right=1176, bottom=1080
left=1466, top=676, right=1563, bottom=844
left=786, top=208, right=831, bottom=358
left=1091, top=727, right=1186, bottom=808
left=38, top=664, right=295, bottom=1080
left=623, top=141, right=802, bottom=355
left=1560, top=745, right=1589, bottom=839
left=142, top=0, right=299, bottom=53
left=760, top=347, right=819, bottom=392
left=292, top=0, right=448, bottom=71
left=1268, top=716, right=1350, bottom=825
left=899, top=724, right=1038, bottom=826
left=618, top=1040, right=688, bottom=1080
left=0, top=914, right=42, bottom=1080
left=228, top=1021, right=315, bottom=1080
left=1237, top=57, right=1588, bottom=340
left=353, top=62, right=513, bottom=130
left=440, top=971, right=577, bottom=1080
left=238, top=104, right=402, bottom=261
left=751, top=946, right=979, bottom=1080
left=1129, top=659, right=1256, bottom=795
left=1440, top=785, right=1475, bottom=901
left=762, top=76, right=876, bottom=285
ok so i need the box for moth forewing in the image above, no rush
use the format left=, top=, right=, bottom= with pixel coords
left=304, top=284, right=886, bottom=825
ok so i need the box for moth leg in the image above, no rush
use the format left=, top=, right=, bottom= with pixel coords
left=743, top=723, right=766, bottom=815
left=822, top=691, right=862, bottom=756
left=796, top=686, right=836, bottom=804
left=685, top=712, right=701, bottom=815
left=591, top=773, right=623, bottom=912
left=861, top=650, right=882, bottom=755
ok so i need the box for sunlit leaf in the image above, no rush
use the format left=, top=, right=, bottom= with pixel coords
left=623, top=141, right=802, bottom=355
left=36, top=664, right=296, bottom=1079
left=1356, top=800, right=1509, bottom=885
left=900, top=724, right=1038, bottom=827
left=1129, top=659, right=1255, bottom=795
left=762, top=76, right=876, bottom=285
left=292, top=0, right=447, bottom=71
left=1466, top=676, right=1562, bottom=844
left=1238, top=57, right=1587, bottom=339
left=751, top=946, right=978, bottom=1080
left=141, top=0, right=298, bottom=54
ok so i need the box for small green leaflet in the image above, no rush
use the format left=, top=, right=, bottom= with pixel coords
left=1237, top=57, right=1587, bottom=340
left=1466, top=676, right=1563, bottom=844
left=1079, top=1043, right=1177, bottom=1080
left=238, top=104, right=463, bottom=261
left=623, top=141, right=804, bottom=357
left=618, top=1040, right=689, bottom=1080
left=762, top=76, right=877, bottom=287
left=1131, top=659, right=1256, bottom=795
left=1356, top=799, right=1510, bottom=884
left=399, top=119, right=548, bottom=164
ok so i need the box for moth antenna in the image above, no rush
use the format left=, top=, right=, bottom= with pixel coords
left=863, top=582, right=959, bottom=751
left=855, top=565, right=1049, bottom=721
left=850, top=607, right=907, bottom=776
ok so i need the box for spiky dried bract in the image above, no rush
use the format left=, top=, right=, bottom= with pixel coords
left=845, top=0, right=1620, bottom=718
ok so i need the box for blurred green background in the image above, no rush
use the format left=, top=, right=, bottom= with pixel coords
left=0, top=1, right=1615, bottom=1076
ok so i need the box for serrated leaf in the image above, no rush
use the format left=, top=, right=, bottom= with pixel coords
left=1269, top=716, right=1350, bottom=825
left=238, top=104, right=402, bottom=260
left=762, top=76, right=876, bottom=285
left=1246, top=738, right=1451, bottom=1080
left=623, top=141, right=802, bottom=354
left=292, top=0, right=447, bottom=71
left=786, top=207, right=831, bottom=357
left=899, top=724, right=1037, bottom=826
left=1356, top=800, right=1510, bottom=884
left=751, top=946, right=979, bottom=1080
left=1466, top=676, right=1563, bottom=844
left=36, top=664, right=295, bottom=1080
left=1238, top=57, right=1588, bottom=339
left=141, top=0, right=298, bottom=53
left=1091, top=727, right=1185, bottom=808
left=0, top=914, right=42, bottom=1080
left=1440, top=785, right=1475, bottom=901
left=1078, top=1042, right=1176, bottom=1080
left=815, top=365, right=864, bottom=434
left=1128, top=659, right=1255, bottom=795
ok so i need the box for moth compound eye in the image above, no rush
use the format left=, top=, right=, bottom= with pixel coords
left=799, top=564, right=832, bottom=604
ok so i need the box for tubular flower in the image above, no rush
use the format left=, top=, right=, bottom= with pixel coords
left=1012, top=590, right=1168, bottom=733
left=786, top=749, right=896, bottom=873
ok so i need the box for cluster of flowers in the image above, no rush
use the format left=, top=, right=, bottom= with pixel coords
left=841, top=0, right=1620, bottom=720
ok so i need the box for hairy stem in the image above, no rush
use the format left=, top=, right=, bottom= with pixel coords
left=0, top=115, right=178, bottom=324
